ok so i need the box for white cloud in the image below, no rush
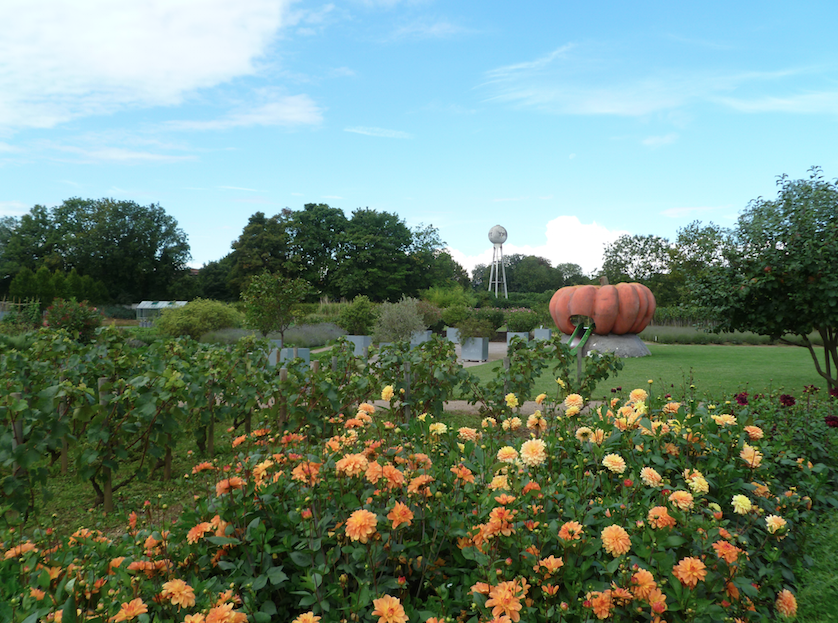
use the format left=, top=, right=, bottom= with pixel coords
left=0, top=142, right=17, bottom=152
left=481, top=43, right=828, bottom=117
left=642, top=133, right=679, bottom=147
left=448, top=215, right=628, bottom=276
left=390, top=20, right=468, bottom=40
left=344, top=126, right=413, bottom=138
left=0, top=0, right=292, bottom=131
left=50, top=145, right=195, bottom=163
left=0, top=200, right=29, bottom=216
left=169, top=96, right=323, bottom=130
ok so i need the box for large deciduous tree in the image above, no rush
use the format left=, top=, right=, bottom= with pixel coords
left=694, top=168, right=838, bottom=390
left=241, top=271, right=311, bottom=344
left=1, top=199, right=190, bottom=302
left=286, top=203, right=348, bottom=299
left=601, top=234, right=681, bottom=306
left=228, top=210, right=293, bottom=295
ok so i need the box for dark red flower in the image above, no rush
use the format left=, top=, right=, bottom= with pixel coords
left=735, top=392, right=749, bottom=406
left=779, top=394, right=796, bottom=407
left=829, top=387, right=838, bottom=399
left=825, top=415, right=838, bottom=428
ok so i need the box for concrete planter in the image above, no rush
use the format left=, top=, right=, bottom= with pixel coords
left=461, top=337, right=489, bottom=362
left=533, top=328, right=552, bottom=341
left=345, top=335, right=372, bottom=357
left=279, top=347, right=310, bottom=364
left=410, top=330, right=433, bottom=347
left=506, top=331, right=529, bottom=345
left=446, top=328, right=460, bottom=344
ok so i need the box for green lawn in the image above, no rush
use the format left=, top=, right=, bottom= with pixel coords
left=466, top=343, right=828, bottom=400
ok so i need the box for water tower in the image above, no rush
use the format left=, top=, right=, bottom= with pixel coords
left=487, top=224, right=508, bottom=298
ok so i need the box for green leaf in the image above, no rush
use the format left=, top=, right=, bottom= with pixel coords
left=267, top=566, right=288, bottom=586
left=290, top=551, right=312, bottom=566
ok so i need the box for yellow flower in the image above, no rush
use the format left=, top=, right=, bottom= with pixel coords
left=731, top=494, right=752, bottom=515
left=381, top=385, right=394, bottom=401
left=575, top=426, right=593, bottom=443
left=490, top=474, right=510, bottom=490
left=556, top=378, right=566, bottom=388
left=535, top=393, right=547, bottom=405
left=565, top=406, right=580, bottom=417
left=429, top=422, right=447, bottom=435
left=740, top=443, right=763, bottom=468
left=602, top=453, right=626, bottom=474
left=497, top=446, right=519, bottom=463
left=520, top=439, right=547, bottom=467
left=417, top=413, right=427, bottom=422
left=505, top=393, right=519, bottom=409
left=564, top=394, right=584, bottom=409
left=629, top=388, right=648, bottom=403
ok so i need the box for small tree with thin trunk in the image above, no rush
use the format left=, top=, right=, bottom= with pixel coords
left=242, top=272, right=311, bottom=346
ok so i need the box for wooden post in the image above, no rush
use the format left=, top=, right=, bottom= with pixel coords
left=503, top=357, right=510, bottom=395
left=207, top=413, right=215, bottom=458
left=331, top=356, right=338, bottom=373
left=279, top=367, right=288, bottom=424
left=404, top=362, right=411, bottom=421
left=576, top=348, right=584, bottom=389
left=311, top=360, right=320, bottom=374
left=58, top=379, right=69, bottom=475
left=10, top=392, right=25, bottom=478
left=98, top=377, right=113, bottom=514
left=163, top=434, right=172, bottom=481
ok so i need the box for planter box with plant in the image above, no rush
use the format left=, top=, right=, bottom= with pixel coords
left=338, top=295, right=377, bottom=355
left=456, top=316, right=494, bottom=362
left=372, top=296, right=426, bottom=345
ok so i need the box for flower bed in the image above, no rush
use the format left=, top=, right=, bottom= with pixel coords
left=1, top=385, right=834, bottom=622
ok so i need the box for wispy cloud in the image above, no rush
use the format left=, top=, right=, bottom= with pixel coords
left=50, top=145, right=195, bottom=164
left=344, top=126, right=413, bottom=138
left=169, top=96, right=323, bottom=130
left=0, top=0, right=292, bottom=131
left=481, top=43, right=834, bottom=117
left=642, top=133, right=679, bottom=147
left=389, top=19, right=469, bottom=40
left=0, top=142, right=17, bottom=153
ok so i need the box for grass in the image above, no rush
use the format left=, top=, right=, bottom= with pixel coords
left=640, top=324, right=824, bottom=346
left=465, top=343, right=829, bottom=400
left=796, top=510, right=838, bottom=621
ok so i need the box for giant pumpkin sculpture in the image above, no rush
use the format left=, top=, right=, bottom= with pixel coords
left=549, top=283, right=656, bottom=336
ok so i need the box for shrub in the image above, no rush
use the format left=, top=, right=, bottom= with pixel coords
left=415, top=299, right=444, bottom=332
left=441, top=304, right=469, bottom=328
left=0, top=299, right=41, bottom=335
left=156, top=299, right=243, bottom=340
left=99, top=305, right=136, bottom=320
left=420, top=284, right=476, bottom=308
left=475, top=307, right=505, bottom=331
left=456, top=316, right=495, bottom=340
left=506, top=308, right=540, bottom=332
left=45, top=298, right=102, bottom=342
left=337, top=295, right=378, bottom=335
left=372, top=296, right=425, bottom=343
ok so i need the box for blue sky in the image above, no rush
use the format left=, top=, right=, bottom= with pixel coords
left=2, top=0, right=837, bottom=276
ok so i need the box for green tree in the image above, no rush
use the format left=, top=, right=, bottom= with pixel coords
left=694, top=167, right=838, bottom=390
left=332, top=208, right=413, bottom=301
left=8, top=266, right=36, bottom=300
left=241, top=272, right=311, bottom=344
left=287, top=203, right=348, bottom=298
left=228, top=211, right=293, bottom=295
left=601, top=234, right=681, bottom=306
left=197, top=255, right=237, bottom=301
left=506, top=255, right=563, bottom=293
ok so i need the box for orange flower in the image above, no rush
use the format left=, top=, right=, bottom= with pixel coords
left=485, top=580, right=524, bottom=622
left=450, top=464, right=475, bottom=484
left=629, top=388, right=648, bottom=403
left=345, top=509, right=378, bottom=543
left=161, top=579, right=196, bottom=608
left=3, top=541, right=37, bottom=559
left=407, top=474, right=434, bottom=497
left=601, top=525, right=631, bottom=557
left=766, top=515, right=787, bottom=534
left=291, top=461, right=322, bottom=486
left=564, top=394, right=584, bottom=409
left=292, top=613, right=321, bottom=623
left=336, top=453, right=369, bottom=477
left=387, top=502, right=414, bottom=529
left=647, top=506, right=676, bottom=529
left=187, top=522, right=213, bottom=545
left=535, top=555, right=564, bottom=574
left=382, top=464, right=405, bottom=489
left=232, top=435, right=247, bottom=448
left=631, top=568, right=657, bottom=601
left=30, top=587, right=45, bottom=600
left=359, top=402, right=375, bottom=414
left=112, top=598, right=148, bottom=622
left=668, top=490, right=694, bottom=510
left=192, top=461, right=215, bottom=474
left=458, top=427, right=480, bottom=442
left=215, top=476, right=245, bottom=496
left=206, top=603, right=247, bottom=623
left=712, top=540, right=742, bottom=564
left=494, top=494, right=516, bottom=505
left=558, top=520, right=584, bottom=541
left=587, top=590, right=613, bottom=619
left=520, top=439, right=547, bottom=467
left=743, top=425, right=764, bottom=440
left=471, top=582, right=491, bottom=595
left=775, top=589, right=797, bottom=618
left=672, top=557, right=707, bottom=588
left=371, top=594, right=408, bottom=623
left=740, top=443, right=763, bottom=468
left=640, top=466, right=662, bottom=487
